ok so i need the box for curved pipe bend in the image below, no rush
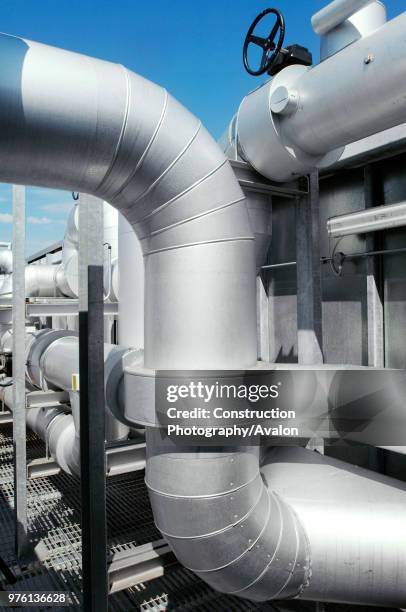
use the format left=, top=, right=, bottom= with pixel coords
left=146, top=430, right=310, bottom=600
left=2, top=29, right=406, bottom=607
left=0, top=32, right=305, bottom=602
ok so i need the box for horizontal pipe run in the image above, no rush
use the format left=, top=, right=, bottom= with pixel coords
left=261, top=246, right=406, bottom=271
left=327, top=200, right=406, bottom=237
left=262, top=446, right=406, bottom=607
left=237, top=10, right=406, bottom=181
left=312, top=0, right=374, bottom=34
left=1, top=388, right=145, bottom=478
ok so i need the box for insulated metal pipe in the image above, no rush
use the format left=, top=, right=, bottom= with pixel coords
left=40, top=335, right=129, bottom=441
left=2, top=29, right=406, bottom=607
left=318, top=1, right=386, bottom=61
left=237, top=9, right=406, bottom=181
left=58, top=201, right=119, bottom=298
left=146, top=431, right=310, bottom=601
left=283, top=12, right=406, bottom=156
left=1, top=329, right=135, bottom=474
left=25, top=264, right=61, bottom=297
left=312, top=0, right=374, bottom=34
left=0, top=32, right=257, bottom=370
left=0, top=248, right=12, bottom=274
left=0, top=30, right=272, bottom=601
left=262, top=446, right=406, bottom=607
left=117, top=214, right=144, bottom=348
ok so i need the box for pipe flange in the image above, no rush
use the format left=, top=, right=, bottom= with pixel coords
left=105, top=347, right=143, bottom=427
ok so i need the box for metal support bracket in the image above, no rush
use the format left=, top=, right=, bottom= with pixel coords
left=26, top=390, right=70, bottom=408
left=105, top=441, right=146, bottom=476
left=108, top=539, right=177, bottom=594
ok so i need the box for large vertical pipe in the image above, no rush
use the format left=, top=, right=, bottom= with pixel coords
left=117, top=214, right=144, bottom=348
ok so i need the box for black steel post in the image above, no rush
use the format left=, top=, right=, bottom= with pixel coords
left=79, top=264, right=107, bottom=611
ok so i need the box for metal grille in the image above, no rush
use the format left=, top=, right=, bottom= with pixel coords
left=0, top=425, right=399, bottom=611
left=0, top=425, right=274, bottom=611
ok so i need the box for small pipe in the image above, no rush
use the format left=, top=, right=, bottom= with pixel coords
left=103, top=242, right=112, bottom=302
left=261, top=261, right=296, bottom=270
left=261, top=245, right=406, bottom=271
left=332, top=246, right=406, bottom=260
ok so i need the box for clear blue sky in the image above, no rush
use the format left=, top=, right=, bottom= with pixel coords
left=0, top=0, right=401, bottom=254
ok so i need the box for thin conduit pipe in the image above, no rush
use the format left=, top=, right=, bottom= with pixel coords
left=261, top=245, right=406, bottom=271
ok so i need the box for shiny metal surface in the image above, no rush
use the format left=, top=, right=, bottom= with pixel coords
left=246, top=194, right=272, bottom=272
left=2, top=328, right=134, bottom=474
left=146, top=431, right=310, bottom=601
left=0, top=248, right=12, bottom=274
left=40, top=335, right=129, bottom=442
left=327, top=199, right=406, bottom=237
left=117, top=214, right=144, bottom=348
left=262, top=446, right=406, bottom=606
left=237, top=10, right=406, bottom=181
left=25, top=329, right=75, bottom=389
left=2, top=27, right=406, bottom=608
left=0, top=32, right=256, bottom=369
left=312, top=0, right=376, bottom=34
left=58, top=201, right=118, bottom=298
left=320, top=1, right=386, bottom=60
left=25, top=264, right=61, bottom=297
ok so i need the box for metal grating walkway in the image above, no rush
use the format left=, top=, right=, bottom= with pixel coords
left=0, top=424, right=399, bottom=612
left=0, top=425, right=280, bottom=611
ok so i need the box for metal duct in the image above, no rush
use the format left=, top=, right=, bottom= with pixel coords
left=40, top=334, right=129, bottom=441
left=319, top=1, right=386, bottom=61
left=312, top=0, right=376, bottom=35
left=2, top=29, right=405, bottom=607
left=1, top=330, right=134, bottom=475
left=0, top=382, right=76, bottom=474
left=0, top=248, right=12, bottom=274
left=0, top=31, right=281, bottom=600
left=237, top=9, right=406, bottom=181
left=246, top=194, right=272, bottom=273
left=261, top=446, right=406, bottom=607
left=57, top=201, right=119, bottom=299
left=25, top=264, right=62, bottom=297
left=0, top=32, right=257, bottom=370
left=146, top=430, right=310, bottom=601
left=56, top=204, right=79, bottom=298
left=117, top=214, right=144, bottom=348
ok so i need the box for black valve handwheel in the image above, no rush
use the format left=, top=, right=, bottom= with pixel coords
left=243, top=8, right=285, bottom=76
